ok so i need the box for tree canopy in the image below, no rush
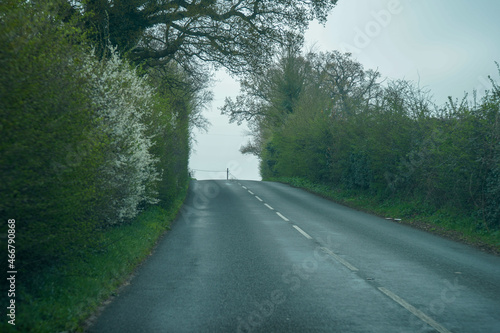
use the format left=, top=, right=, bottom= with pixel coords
left=74, top=0, right=338, bottom=76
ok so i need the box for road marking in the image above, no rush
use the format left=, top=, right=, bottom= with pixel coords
left=321, top=247, right=359, bottom=271
left=248, top=190, right=254, bottom=195
left=242, top=186, right=247, bottom=189
left=255, top=196, right=263, bottom=202
left=276, top=212, right=289, bottom=221
left=292, top=225, right=313, bottom=240
left=378, top=287, right=451, bottom=333
left=264, top=203, right=274, bottom=210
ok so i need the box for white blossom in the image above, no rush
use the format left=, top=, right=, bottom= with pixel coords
left=81, top=47, right=160, bottom=223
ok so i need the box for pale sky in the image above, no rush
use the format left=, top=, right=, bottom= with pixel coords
left=190, top=0, right=500, bottom=181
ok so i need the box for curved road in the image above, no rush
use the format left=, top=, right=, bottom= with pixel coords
left=89, top=180, right=500, bottom=332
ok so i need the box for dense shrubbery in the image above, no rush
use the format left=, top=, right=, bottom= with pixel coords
left=0, top=0, right=198, bottom=269
left=224, top=47, right=500, bottom=230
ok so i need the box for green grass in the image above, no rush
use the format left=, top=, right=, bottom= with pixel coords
left=1, top=188, right=187, bottom=333
left=268, top=177, right=500, bottom=254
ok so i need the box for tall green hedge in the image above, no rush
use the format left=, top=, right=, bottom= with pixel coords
left=0, top=0, right=194, bottom=271
left=231, top=49, right=500, bottom=230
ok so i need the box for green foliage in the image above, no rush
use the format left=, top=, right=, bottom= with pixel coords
left=145, top=67, right=196, bottom=207
left=1, top=2, right=196, bottom=330
left=1, top=0, right=105, bottom=267
left=75, top=0, right=338, bottom=77
left=0, top=0, right=195, bottom=302
left=222, top=41, right=309, bottom=126
left=237, top=47, right=500, bottom=232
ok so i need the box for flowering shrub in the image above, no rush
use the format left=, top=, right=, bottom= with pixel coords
left=82, top=48, right=160, bottom=224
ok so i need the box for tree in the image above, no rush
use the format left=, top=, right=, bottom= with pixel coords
left=310, top=51, right=381, bottom=116
left=221, top=40, right=308, bottom=126
left=74, top=0, right=338, bottom=76
left=221, top=41, right=311, bottom=174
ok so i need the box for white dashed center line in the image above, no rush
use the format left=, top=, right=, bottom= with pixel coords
left=264, top=203, right=274, bottom=210
left=321, top=247, right=359, bottom=271
left=378, top=287, right=451, bottom=333
left=276, top=212, right=289, bottom=222
left=292, top=225, right=313, bottom=240
left=238, top=182, right=451, bottom=333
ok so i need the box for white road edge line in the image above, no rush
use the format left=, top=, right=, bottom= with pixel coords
left=255, top=196, right=263, bottom=202
left=378, top=287, right=451, bottom=333
left=292, top=225, right=313, bottom=240
left=276, top=212, right=289, bottom=222
left=264, top=203, right=274, bottom=210
left=242, top=186, right=247, bottom=189
left=248, top=190, right=254, bottom=195
left=321, top=247, right=359, bottom=271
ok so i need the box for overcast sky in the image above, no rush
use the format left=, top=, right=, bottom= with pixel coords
left=190, top=0, right=500, bottom=181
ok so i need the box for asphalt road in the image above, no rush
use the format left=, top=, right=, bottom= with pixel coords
left=89, top=180, right=500, bottom=332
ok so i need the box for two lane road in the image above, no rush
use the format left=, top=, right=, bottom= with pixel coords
left=90, top=180, right=500, bottom=332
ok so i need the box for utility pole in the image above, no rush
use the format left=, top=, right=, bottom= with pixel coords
left=227, top=168, right=229, bottom=180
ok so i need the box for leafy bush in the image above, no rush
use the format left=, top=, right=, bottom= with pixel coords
left=0, top=0, right=194, bottom=270
left=0, top=0, right=105, bottom=266
left=231, top=47, right=500, bottom=231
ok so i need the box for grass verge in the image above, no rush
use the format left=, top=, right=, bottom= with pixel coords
left=1, top=187, right=187, bottom=333
left=268, top=177, right=500, bottom=255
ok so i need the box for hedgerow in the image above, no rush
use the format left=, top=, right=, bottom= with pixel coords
left=0, top=0, right=194, bottom=271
